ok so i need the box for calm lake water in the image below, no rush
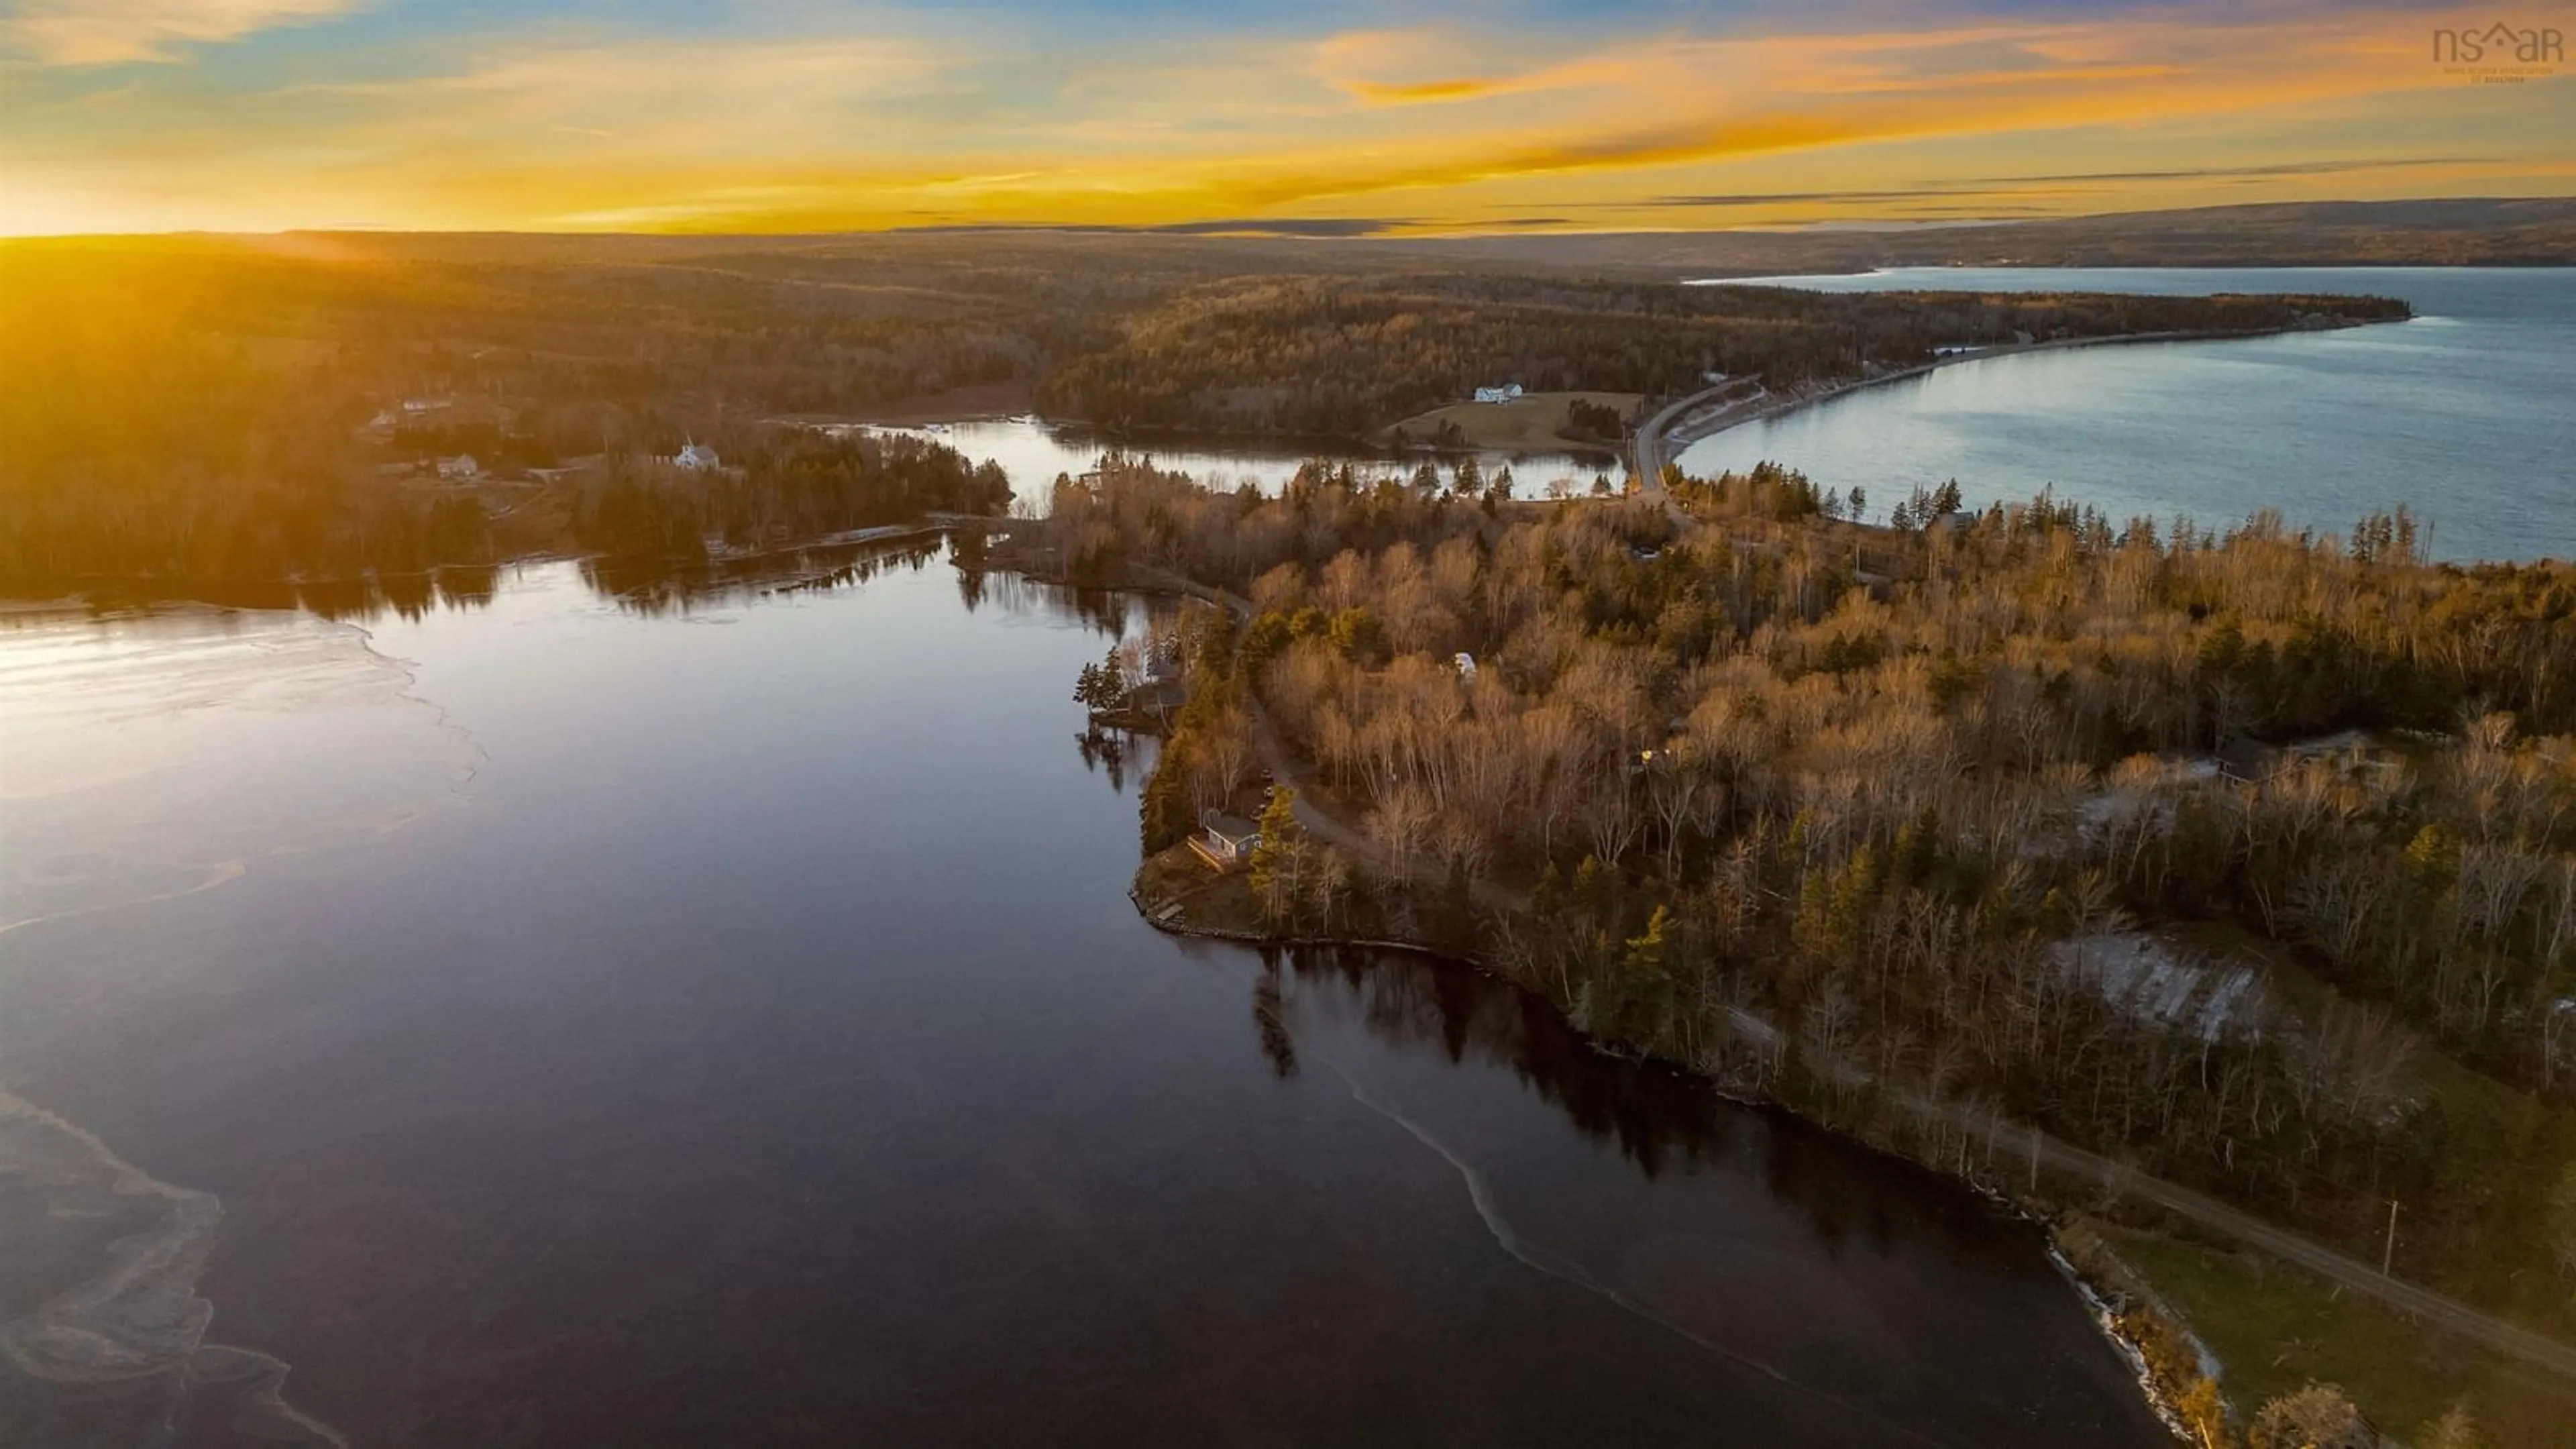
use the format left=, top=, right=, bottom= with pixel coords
left=0, top=545, right=2165, bottom=1447
left=1678, top=268, right=2574, bottom=562
left=847, top=417, right=1613, bottom=500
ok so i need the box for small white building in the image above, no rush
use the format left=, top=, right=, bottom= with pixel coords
left=1191, top=810, right=1263, bottom=871
left=436, top=454, right=480, bottom=482
left=1472, top=384, right=1524, bottom=405
left=674, top=439, right=720, bottom=471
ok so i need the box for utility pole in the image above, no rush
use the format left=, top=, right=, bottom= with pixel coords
left=2383, top=1199, right=2400, bottom=1278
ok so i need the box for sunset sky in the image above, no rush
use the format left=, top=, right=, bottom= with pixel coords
left=4, top=0, right=2571, bottom=235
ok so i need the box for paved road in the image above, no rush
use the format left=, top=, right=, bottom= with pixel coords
left=1629, top=380, right=1742, bottom=495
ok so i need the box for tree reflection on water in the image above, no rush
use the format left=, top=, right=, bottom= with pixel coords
left=1228, top=941, right=1955, bottom=1264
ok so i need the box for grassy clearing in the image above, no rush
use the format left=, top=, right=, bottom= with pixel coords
left=1380, top=390, right=1640, bottom=453
left=2098, top=1222, right=2576, bottom=1446
left=1133, top=843, right=1267, bottom=934
left=2164, top=916, right=2576, bottom=1338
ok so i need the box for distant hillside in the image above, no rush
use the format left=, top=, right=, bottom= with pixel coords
left=34, top=197, right=2576, bottom=276
left=1406, top=198, right=2576, bottom=274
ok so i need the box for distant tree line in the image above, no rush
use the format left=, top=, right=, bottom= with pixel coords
left=0, top=237, right=2402, bottom=588
left=574, top=433, right=1009, bottom=559
left=1034, top=274, right=2404, bottom=436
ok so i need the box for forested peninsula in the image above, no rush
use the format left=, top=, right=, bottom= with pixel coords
left=1033, top=276, right=2400, bottom=437
left=1017, top=457, right=2576, bottom=1446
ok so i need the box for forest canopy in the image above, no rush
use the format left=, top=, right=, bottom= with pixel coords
left=0, top=233, right=2401, bottom=585
left=1036, top=274, right=2402, bottom=437
left=1027, top=455, right=2576, bottom=1361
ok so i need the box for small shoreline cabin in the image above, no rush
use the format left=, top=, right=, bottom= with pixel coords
left=1191, top=810, right=1262, bottom=871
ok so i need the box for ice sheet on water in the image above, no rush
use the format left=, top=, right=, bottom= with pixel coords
left=0, top=604, right=480, bottom=937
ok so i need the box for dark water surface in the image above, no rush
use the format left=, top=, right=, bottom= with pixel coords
left=0, top=550, right=2166, bottom=1447
left=1678, top=267, right=2574, bottom=562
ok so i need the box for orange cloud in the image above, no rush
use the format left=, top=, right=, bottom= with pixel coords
left=7, top=0, right=359, bottom=66
left=3, top=4, right=2569, bottom=234
left=1344, top=76, right=1508, bottom=105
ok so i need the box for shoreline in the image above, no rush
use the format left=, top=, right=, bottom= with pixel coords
left=1120, top=800, right=2576, bottom=1377
left=771, top=324, right=2356, bottom=478
left=791, top=410, right=1412, bottom=460
left=1099, top=520, right=2576, bottom=1433
left=1123, top=885, right=2210, bottom=1437
left=1643, top=317, right=2400, bottom=481
left=0, top=521, right=985, bottom=612
left=11, top=538, right=2553, bottom=1442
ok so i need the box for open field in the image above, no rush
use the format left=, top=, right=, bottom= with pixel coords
left=1380, top=390, right=1641, bottom=453
left=2096, top=1220, right=2576, bottom=1446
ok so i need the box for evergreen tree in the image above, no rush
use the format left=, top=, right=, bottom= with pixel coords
left=1140, top=733, right=1197, bottom=853
left=1328, top=606, right=1387, bottom=664
left=1249, top=787, right=1305, bottom=924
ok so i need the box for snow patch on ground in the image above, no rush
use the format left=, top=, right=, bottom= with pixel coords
left=2070, top=755, right=2221, bottom=843
left=2051, top=932, right=2265, bottom=1040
